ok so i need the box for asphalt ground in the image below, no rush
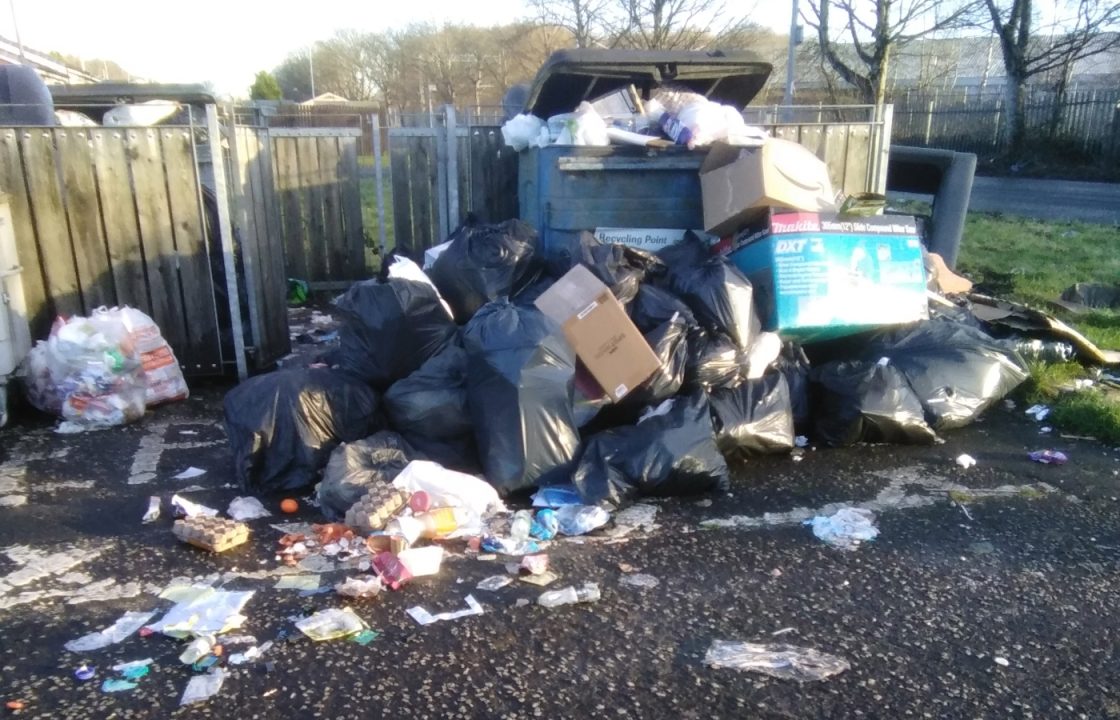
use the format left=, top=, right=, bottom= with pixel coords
left=1, top=386, right=1120, bottom=719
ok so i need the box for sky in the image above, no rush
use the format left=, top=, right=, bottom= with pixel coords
left=8, top=0, right=791, bottom=97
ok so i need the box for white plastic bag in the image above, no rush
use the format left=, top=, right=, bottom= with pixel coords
left=554, top=102, right=610, bottom=146
left=807, top=508, right=879, bottom=550
left=704, top=640, right=850, bottom=681
left=101, top=306, right=189, bottom=406
left=391, top=460, right=506, bottom=516
left=501, top=114, right=546, bottom=151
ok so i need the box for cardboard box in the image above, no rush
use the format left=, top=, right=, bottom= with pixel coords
left=727, top=212, right=928, bottom=342
left=535, top=265, right=661, bottom=401
left=701, top=139, right=836, bottom=237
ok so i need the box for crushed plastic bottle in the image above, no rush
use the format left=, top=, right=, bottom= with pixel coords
left=530, top=509, right=558, bottom=540
left=537, top=582, right=601, bottom=608
left=555, top=505, right=610, bottom=536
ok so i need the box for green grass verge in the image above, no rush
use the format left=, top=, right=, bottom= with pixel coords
left=958, top=213, right=1120, bottom=445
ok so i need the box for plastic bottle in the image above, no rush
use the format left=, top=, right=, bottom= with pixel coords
left=510, top=510, right=533, bottom=541
left=538, top=582, right=601, bottom=608
left=372, top=551, right=413, bottom=590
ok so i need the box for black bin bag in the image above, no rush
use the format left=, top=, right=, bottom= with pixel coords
left=685, top=329, right=745, bottom=390
left=463, top=300, right=581, bottom=495
left=658, top=236, right=758, bottom=350
left=429, top=217, right=542, bottom=322
left=224, top=369, right=382, bottom=494
left=571, top=390, right=729, bottom=506
left=629, top=284, right=696, bottom=333
left=709, top=371, right=795, bottom=458
left=317, top=431, right=414, bottom=521
left=383, top=343, right=479, bottom=472
left=812, top=359, right=937, bottom=447
left=866, top=321, right=1029, bottom=430
left=550, top=232, right=664, bottom=304
left=334, top=278, right=457, bottom=389
left=776, top=343, right=812, bottom=435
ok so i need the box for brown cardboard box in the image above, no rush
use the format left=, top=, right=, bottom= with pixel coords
left=701, top=138, right=836, bottom=237
left=534, top=265, right=661, bottom=402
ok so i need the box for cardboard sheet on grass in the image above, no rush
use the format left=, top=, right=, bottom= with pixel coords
left=969, top=294, right=1120, bottom=366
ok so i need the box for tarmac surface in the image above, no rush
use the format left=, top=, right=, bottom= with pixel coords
left=968, top=176, right=1120, bottom=225
left=1, top=387, right=1120, bottom=719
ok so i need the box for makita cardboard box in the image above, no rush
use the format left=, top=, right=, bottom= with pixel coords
left=726, top=211, right=928, bottom=342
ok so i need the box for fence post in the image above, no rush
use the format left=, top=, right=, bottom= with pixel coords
left=445, top=105, right=459, bottom=233
left=993, top=97, right=1003, bottom=150
left=372, top=113, right=388, bottom=259
left=205, top=104, right=248, bottom=381
left=924, top=100, right=934, bottom=145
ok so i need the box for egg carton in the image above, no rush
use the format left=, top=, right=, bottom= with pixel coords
left=344, top=486, right=411, bottom=533
left=173, top=516, right=250, bottom=553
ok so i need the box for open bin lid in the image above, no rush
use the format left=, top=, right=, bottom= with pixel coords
left=523, top=50, right=773, bottom=119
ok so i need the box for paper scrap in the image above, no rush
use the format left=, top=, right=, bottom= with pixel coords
left=173, top=467, right=207, bottom=480
left=228, top=496, right=271, bottom=521
left=406, top=595, right=484, bottom=626
left=170, top=494, right=218, bottom=518
left=274, top=575, right=320, bottom=591
left=142, top=497, right=161, bottom=523
left=180, top=669, right=226, bottom=706
left=295, top=607, right=368, bottom=641
left=65, top=610, right=157, bottom=652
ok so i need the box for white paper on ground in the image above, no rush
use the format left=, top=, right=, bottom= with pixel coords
left=173, top=467, right=207, bottom=480
left=227, top=496, right=270, bottom=521
left=170, top=494, right=218, bottom=518
left=406, top=594, right=484, bottom=626
left=149, top=588, right=254, bottom=638
left=180, top=669, right=226, bottom=706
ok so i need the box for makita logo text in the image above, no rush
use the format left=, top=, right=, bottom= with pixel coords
left=771, top=217, right=821, bottom=233
left=774, top=238, right=809, bottom=253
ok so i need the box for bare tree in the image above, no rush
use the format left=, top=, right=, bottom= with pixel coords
left=981, top=0, right=1120, bottom=153
left=611, top=0, right=751, bottom=50
left=803, top=0, right=976, bottom=105
left=528, top=0, right=610, bottom=47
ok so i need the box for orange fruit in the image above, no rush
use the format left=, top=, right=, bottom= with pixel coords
left=280, top=498, right=299, bottom=514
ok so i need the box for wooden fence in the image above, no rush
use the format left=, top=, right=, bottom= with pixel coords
left=271, top=128, right=367, bottom=288
left=0, top=125, right=229, bottom=375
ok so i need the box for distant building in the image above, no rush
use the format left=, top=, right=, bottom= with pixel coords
left=300, top=92, right=350, bottom=106
left=0, top=35, right=97, bottom=84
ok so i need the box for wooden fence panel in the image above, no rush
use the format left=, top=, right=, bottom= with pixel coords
left=56, top=129, right=114, bottom=310
left=91, top=129, right=148, bottom=310
left=389, top=141, right=415, bottom=256
left=0, top=130, right=47, bottom=335
left=338, top=136, right=366, bottom=276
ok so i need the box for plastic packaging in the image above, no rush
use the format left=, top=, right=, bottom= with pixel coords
left=807, top=508, right=879, bottom=550
left=227, top=496, right=270, bottom=521
left=572, top=391, right=729, bottom=505
left=334, top=277, right=458, bottom=389
left=383, top=344, right=478, bottom=471
left=1029, top=449, right=1068, bottom=465
left=317, top=432, right=414, bottom=521
left=1013, top=338, right=1076, bottom=363
left=708, top=371, right=795, bottom=458
left=476, top=575, right=513, bottom=591
left=372, top=551, right=413, bottom=590
left=537, top=582, right=601, bottom=608
left=554, top=504, right=611, bottom=536
left=704, top=640, right=850, bottom=681
left=501, top=113, right=546, bottom=151
left=463, top=301, right=580, bottom=495
left=510, top=510, right=533, bottom=541
left=223, top=368, right=381, bottom=493
left=531, top=508, right=559, bottom=540
left=295, top=607, right=368, bottom=640
left=406, top=595, right=484, bottom=625
left=429, top=218, right=542, bottom=323
left=553, top=102, right=610, bottom=146
left=64, top=609, right=157, bottom=652
left=646, top=91, right=768, bottom=149
left=391, top=460, right=506, bottom=516
left=335, top=576, right=383, bottom=599
left=108, top=306, right=189, bottom=405
left=397, top=546, right=444, bottom=577
left=812, top=359, right=937, bottom=447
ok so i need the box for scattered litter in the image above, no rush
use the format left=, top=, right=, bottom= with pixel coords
left=170, top=494, right=218, bottom=518
left=173, top=467, right=207, bottom=480
left=406, top=595, right=484, bottom=625
left=351, top=629, right=380, bottom=646
left=275, top=575, right=320, bottom=591
left=142, top=497, right=161, bottom=523
left=704, top=640, right=850, bottom=681
left=1040, top=426, right=1052, bottom=434
left=148, top=588, right=254, bottom=638
left=180, top=669, right=226, bottom=706
left=555, top=505, right=611, bottom=536
left=228, top=497, right=271, bottom=521
left=519, top=554, right=549, bottom=575
left=619, top=573, right=660, bottom=589
left=296, top=607, right=368, bottom=641
left=280, top=498, right=299, bottom=514
left=334, top=576, right=382, bottom=599
left=398, top=546, right=444, bottom=577
left=806, top=508, right=879, bottom=550
left=111, top=659, right=153, bottom=673
left=1025, top=405, right=1050, bottom=422
left=173, top=516, right=249, bottom=552
left=613, top=504, right=659, bottom=533
left=65, top=609, right=157, bottom=652
left=74, top=664, right=96, bottom=681
left=994, top=656, right=1010, bottom=667
left=1029, top=449, right=1068, bottom=465
left=101, top=678, right=137, bottom=693
left=1004, top=399, right=1017, bottom=410
left=476, top=575, right=513, bottom=591
left=229, top=641, right=273, bottom=665
left=969, top=541, right=995, bottom=555
left=538, top=583, right=600, bottom=608
left=531, top=485, right=583, bottom=508
left=956, top=454, right=977, bottom=469
left=771, top=627, right=795, bottom=636
left=519, top=570, right=559, bottom=587
left=794, top=435, right=809, bottom=448
left=179, top=637, right=213, bottom=665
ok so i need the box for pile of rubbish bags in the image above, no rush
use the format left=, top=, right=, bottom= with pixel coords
left=24, top=306, right=189, bottom=430
left=223, top=220, right=1031, bottom=513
